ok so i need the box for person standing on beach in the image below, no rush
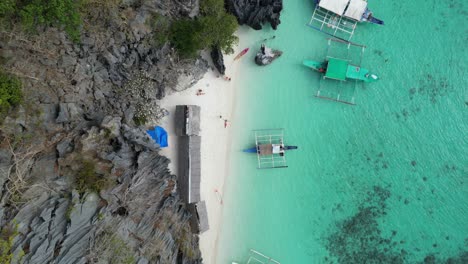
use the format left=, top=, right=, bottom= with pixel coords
left=224, top=119, right=230, bottom=128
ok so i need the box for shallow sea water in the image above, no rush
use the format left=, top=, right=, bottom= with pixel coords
left=217, top=0, right=467, bottom=263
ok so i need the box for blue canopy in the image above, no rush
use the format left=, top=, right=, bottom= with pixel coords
left=147, top=126, right=168, bottom=148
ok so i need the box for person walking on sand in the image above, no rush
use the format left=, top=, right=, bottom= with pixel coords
left=224, top=119, right=230, bottom=128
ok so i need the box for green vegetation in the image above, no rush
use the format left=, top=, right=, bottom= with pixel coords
left=149, top=13, right=171, bottom=47
left=0, top=222, right=23, bottom=264
left=0, top=0, right=82, bottom=42
left=133, top=114, right=148, bottom=126
left=0, top=71, right=22, bottom=120
left=0, top=0, right=15, bottom=18
left=169, top=0, right=238, bottom=58
left=91, top=230, right=135, bottom=264
left=75, top=159, right=111, bottom=194
left=65, top=202, right=74, bottom=220
left=169, top=19, right=202, bottom=58
left=78, top=0, right=121, bottom=28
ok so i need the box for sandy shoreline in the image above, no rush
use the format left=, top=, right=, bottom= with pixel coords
left=157, top=29, right=250, bottom=264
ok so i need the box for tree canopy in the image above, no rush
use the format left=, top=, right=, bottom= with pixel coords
left=0, top=0, right=82, bottom=42
left=170, top=0, right=238, bottom=58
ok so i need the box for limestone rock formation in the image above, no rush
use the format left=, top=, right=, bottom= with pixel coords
left=211, top=46, right=226, bottom=75
left=0, top=0, right=208, bottom=263
left=226, top=0, right=283, bottom=30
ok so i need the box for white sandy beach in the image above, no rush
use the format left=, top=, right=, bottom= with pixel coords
left=158, top=29, right=250, bottom=264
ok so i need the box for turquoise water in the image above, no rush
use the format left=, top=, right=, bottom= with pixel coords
left=218, top=1, right=467, bottom=263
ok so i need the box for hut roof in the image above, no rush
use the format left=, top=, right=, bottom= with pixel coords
left=188, top=201, right=209, bottom=234
left=175, top=105, right=201, bottom=136
left=178, top=136, right=201, bottom=204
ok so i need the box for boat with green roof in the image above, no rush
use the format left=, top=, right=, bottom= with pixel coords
left=302, top=38, right=379, bottom=105
left=303, top=57, right=378, bottom=83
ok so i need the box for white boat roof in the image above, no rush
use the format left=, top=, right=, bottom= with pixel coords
left=319, top=0, right=349, bottom=15
left=344, top=0, right=367, bottom=20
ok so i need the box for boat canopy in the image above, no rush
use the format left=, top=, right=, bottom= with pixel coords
left=344, top=0, right=368, bottom=20
left=319, top=0, right=349, bottom=15
left=325, top=58, right=348, bottom=81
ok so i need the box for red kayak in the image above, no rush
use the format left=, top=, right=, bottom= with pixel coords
left=234, top=48, right=249, bottom=60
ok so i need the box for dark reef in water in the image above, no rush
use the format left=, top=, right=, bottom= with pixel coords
left=419, top=251, right=468, bottom=264
left=324, top=186, right=406, bottom=263
left=323, top=185, right=468, bottom=263
left=408, top=73, right=451, bottom=103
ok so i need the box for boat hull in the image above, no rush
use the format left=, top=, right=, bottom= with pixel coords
left=243, top=145, right=298, bottom=153
left=346, top=65, right=379, bottom=82
left=234, top=48, right=249, bottom=60
left=303, top=60, right=379, bottom=82
left=303, top=60, right=327, bottom=72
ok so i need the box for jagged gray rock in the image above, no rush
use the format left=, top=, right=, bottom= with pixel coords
left=56, top=103, right=83, bottom=123
left=211, top=46, right=226, bottom=75
left=1, top=0, right=208, bottom=263
left=226, top=0, right=283, bottom=30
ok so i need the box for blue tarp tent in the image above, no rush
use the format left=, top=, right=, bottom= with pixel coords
left=147, top=126, right=168, bottom=148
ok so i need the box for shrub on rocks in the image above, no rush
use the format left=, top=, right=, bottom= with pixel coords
left=170, top=0, right=238, bottom=58
left=0, top=0, right=82, bottom=42
left=75, top=159, right=112, bottom=194
left=0, top=71, right=22, bottom=120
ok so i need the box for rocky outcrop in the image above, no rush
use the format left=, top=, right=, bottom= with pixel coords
left=255, top=44, right=283, bottom=66
left=1, top=114, right=202, bottom=263
left=210, top=46, right=226, bottom=75
left=226, top=0, right=283, bottom=30
left=0, top=0, right=208, bottom=126
left=0, top=0, right=207, bottom=263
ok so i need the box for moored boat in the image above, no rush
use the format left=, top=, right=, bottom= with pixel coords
left=303, top=58, right=379, bottom=83
left=234, top=48, right=250, bottom=60
left=314, top=0, right=384, bottom=25
left=303, top=39, right=380, bottom=105
left=243, top=145, right=298, bottom=153
left=308, top=0, right=384, bottom=41
left=243, top=129, right=296, bottom=169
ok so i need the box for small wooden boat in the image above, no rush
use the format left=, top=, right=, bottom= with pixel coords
left=243, top=145, right=298, bottom=153
left=234, top=48, right=249, bottom=60
left=243, top=129, right=296, bottom=169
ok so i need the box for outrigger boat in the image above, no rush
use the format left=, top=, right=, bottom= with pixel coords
left=308, top=0, right=384, bottom=41
left=232, top=249, right=281, bottom=264
left=303, top=57, right=378, bottom=83
left=243, top=145, right=298, bottom=153
left=303, top=38, right=379, bottom=105
left=243, top=129, right=297, bottom=169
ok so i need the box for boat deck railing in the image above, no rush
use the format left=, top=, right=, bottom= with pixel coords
left=254, top=129, right=287, bottom=169
left=313, top=38, right=367, bottom=105
left=247, top=249, right=281, bottom=264
left=308, top=5, right=358, bottom=42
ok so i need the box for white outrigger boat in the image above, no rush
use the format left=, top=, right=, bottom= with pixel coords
left=232, top=249, right=281, bottom=264
left=243, top=129, right=297, bottom=169
left=308, top=0, right=384, bottom=41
